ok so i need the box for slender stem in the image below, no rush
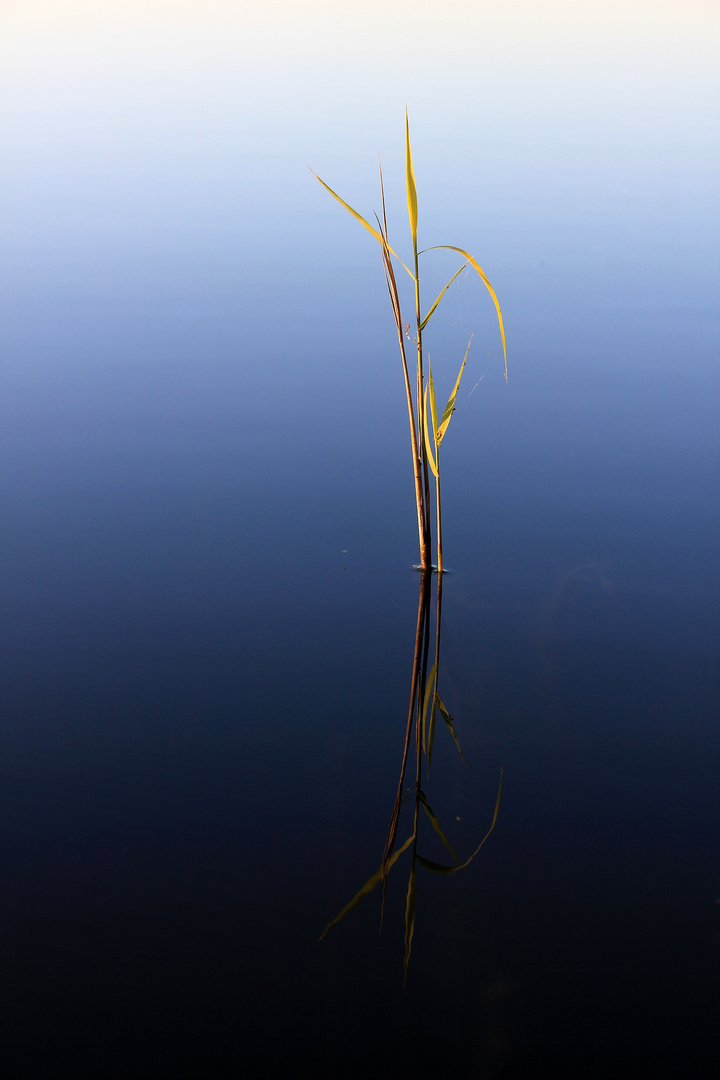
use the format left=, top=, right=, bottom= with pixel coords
left=377, top=171, right=428, bottom=569
left=389, top=290, right=426, bottom=566
left=414, top=251, right=432, bottom=568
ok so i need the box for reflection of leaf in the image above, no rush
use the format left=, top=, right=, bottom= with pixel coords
left=418, top=791, right=460, bottom=864
left=421, top=662, right=438, bottom=754
left=318, top=833, right=414, bottom=940
left=416, top=768, right=503, bottom=874
left=403, top=859, right=417, bottom=983
left=415, top=854, right=458, bottom=874
left=435, top=694, right=466, bottom=766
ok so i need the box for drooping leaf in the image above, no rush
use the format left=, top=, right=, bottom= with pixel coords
left=423, top=245, right=507, bottom=379
left=405, top=110, right=418, bottom=255
left=310, top=167, right=414, bottom=279
left=403, top=859, right=417, bottom=982
left=423, top=386, right=438, bottom=479
left=419, top=262, right=468, bottom=331
left=420, top=663, right=438, bottom=755
left=435, top=694, right=466, bottom=766
left=436, top=338, right=471, bottom=447
left=318, top=833, right=414, bottom=940
left=418, top=791, right=460, bottom=864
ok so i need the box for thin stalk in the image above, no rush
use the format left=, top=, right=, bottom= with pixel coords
left=377, top=167, right=429, bottom=569
left=406, top=111, right=431, bottom=570
left=414, top=255, right=432, bottom=567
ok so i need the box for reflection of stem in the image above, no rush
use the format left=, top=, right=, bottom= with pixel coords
left=319, top=562, right=502, bottom=970
left=381, top=569, right=431, bottom=920
left=404, top=568, right=440, bottom=979
left=427, top=570, right=443, bottom=773
left=435, top=446, right=443, bottom=574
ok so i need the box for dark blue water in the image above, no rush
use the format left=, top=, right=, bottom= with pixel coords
left=2, top=5, right=719, bottom=1076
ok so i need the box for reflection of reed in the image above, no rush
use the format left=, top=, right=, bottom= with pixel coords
left=320, top=571, right=502, bottom=979
left=380, top=569, right=432, bottom=913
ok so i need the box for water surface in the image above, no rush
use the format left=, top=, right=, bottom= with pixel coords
left=1, top=3, right=719, bottom=1076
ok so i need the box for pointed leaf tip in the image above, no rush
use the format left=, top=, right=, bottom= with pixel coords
left=405, top=112, right=418, bottom=252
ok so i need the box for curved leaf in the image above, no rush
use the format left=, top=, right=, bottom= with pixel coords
left=415, top=768, right=503, bottom=875
left=424, top=245, right=507, bottom=380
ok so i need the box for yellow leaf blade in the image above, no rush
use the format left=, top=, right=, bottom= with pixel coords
left=310, top=167, right=415, bottom=279
left=436, top=338, right=471, bottom=447
left=419, top=262, right=468, bottom=332
left=405, top=110, right=418, bottom=254
left=427, top=361, right=438, bottom=437
left=423, top=385, right=439, bottom=479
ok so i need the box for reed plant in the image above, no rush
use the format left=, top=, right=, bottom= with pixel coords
left=311, top=111, right=507, bottom=571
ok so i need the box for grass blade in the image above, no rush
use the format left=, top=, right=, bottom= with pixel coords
left=405, top=110, right=418, bottom=253
left=310, top=168, right=414, bottom=279
left=427, top=362, right=438, bottom=437
left=436, top=337, right=471, bottom=447
left=423, top=386, right=439, bottom=479
left=419, top=262, right=468, bottom=332
left=424, top=245, right=507, bottom=380
left=318, top=833, right=415, bottom=940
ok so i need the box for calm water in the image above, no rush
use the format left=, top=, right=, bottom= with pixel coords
left=2, top=3, right=719, bottom=1077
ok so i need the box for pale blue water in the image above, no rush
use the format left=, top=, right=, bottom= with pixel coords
left=2, top=5, right=719, bottom=1076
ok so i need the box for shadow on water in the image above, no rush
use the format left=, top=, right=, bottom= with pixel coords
left=319, top=569, right=502, bottom=980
